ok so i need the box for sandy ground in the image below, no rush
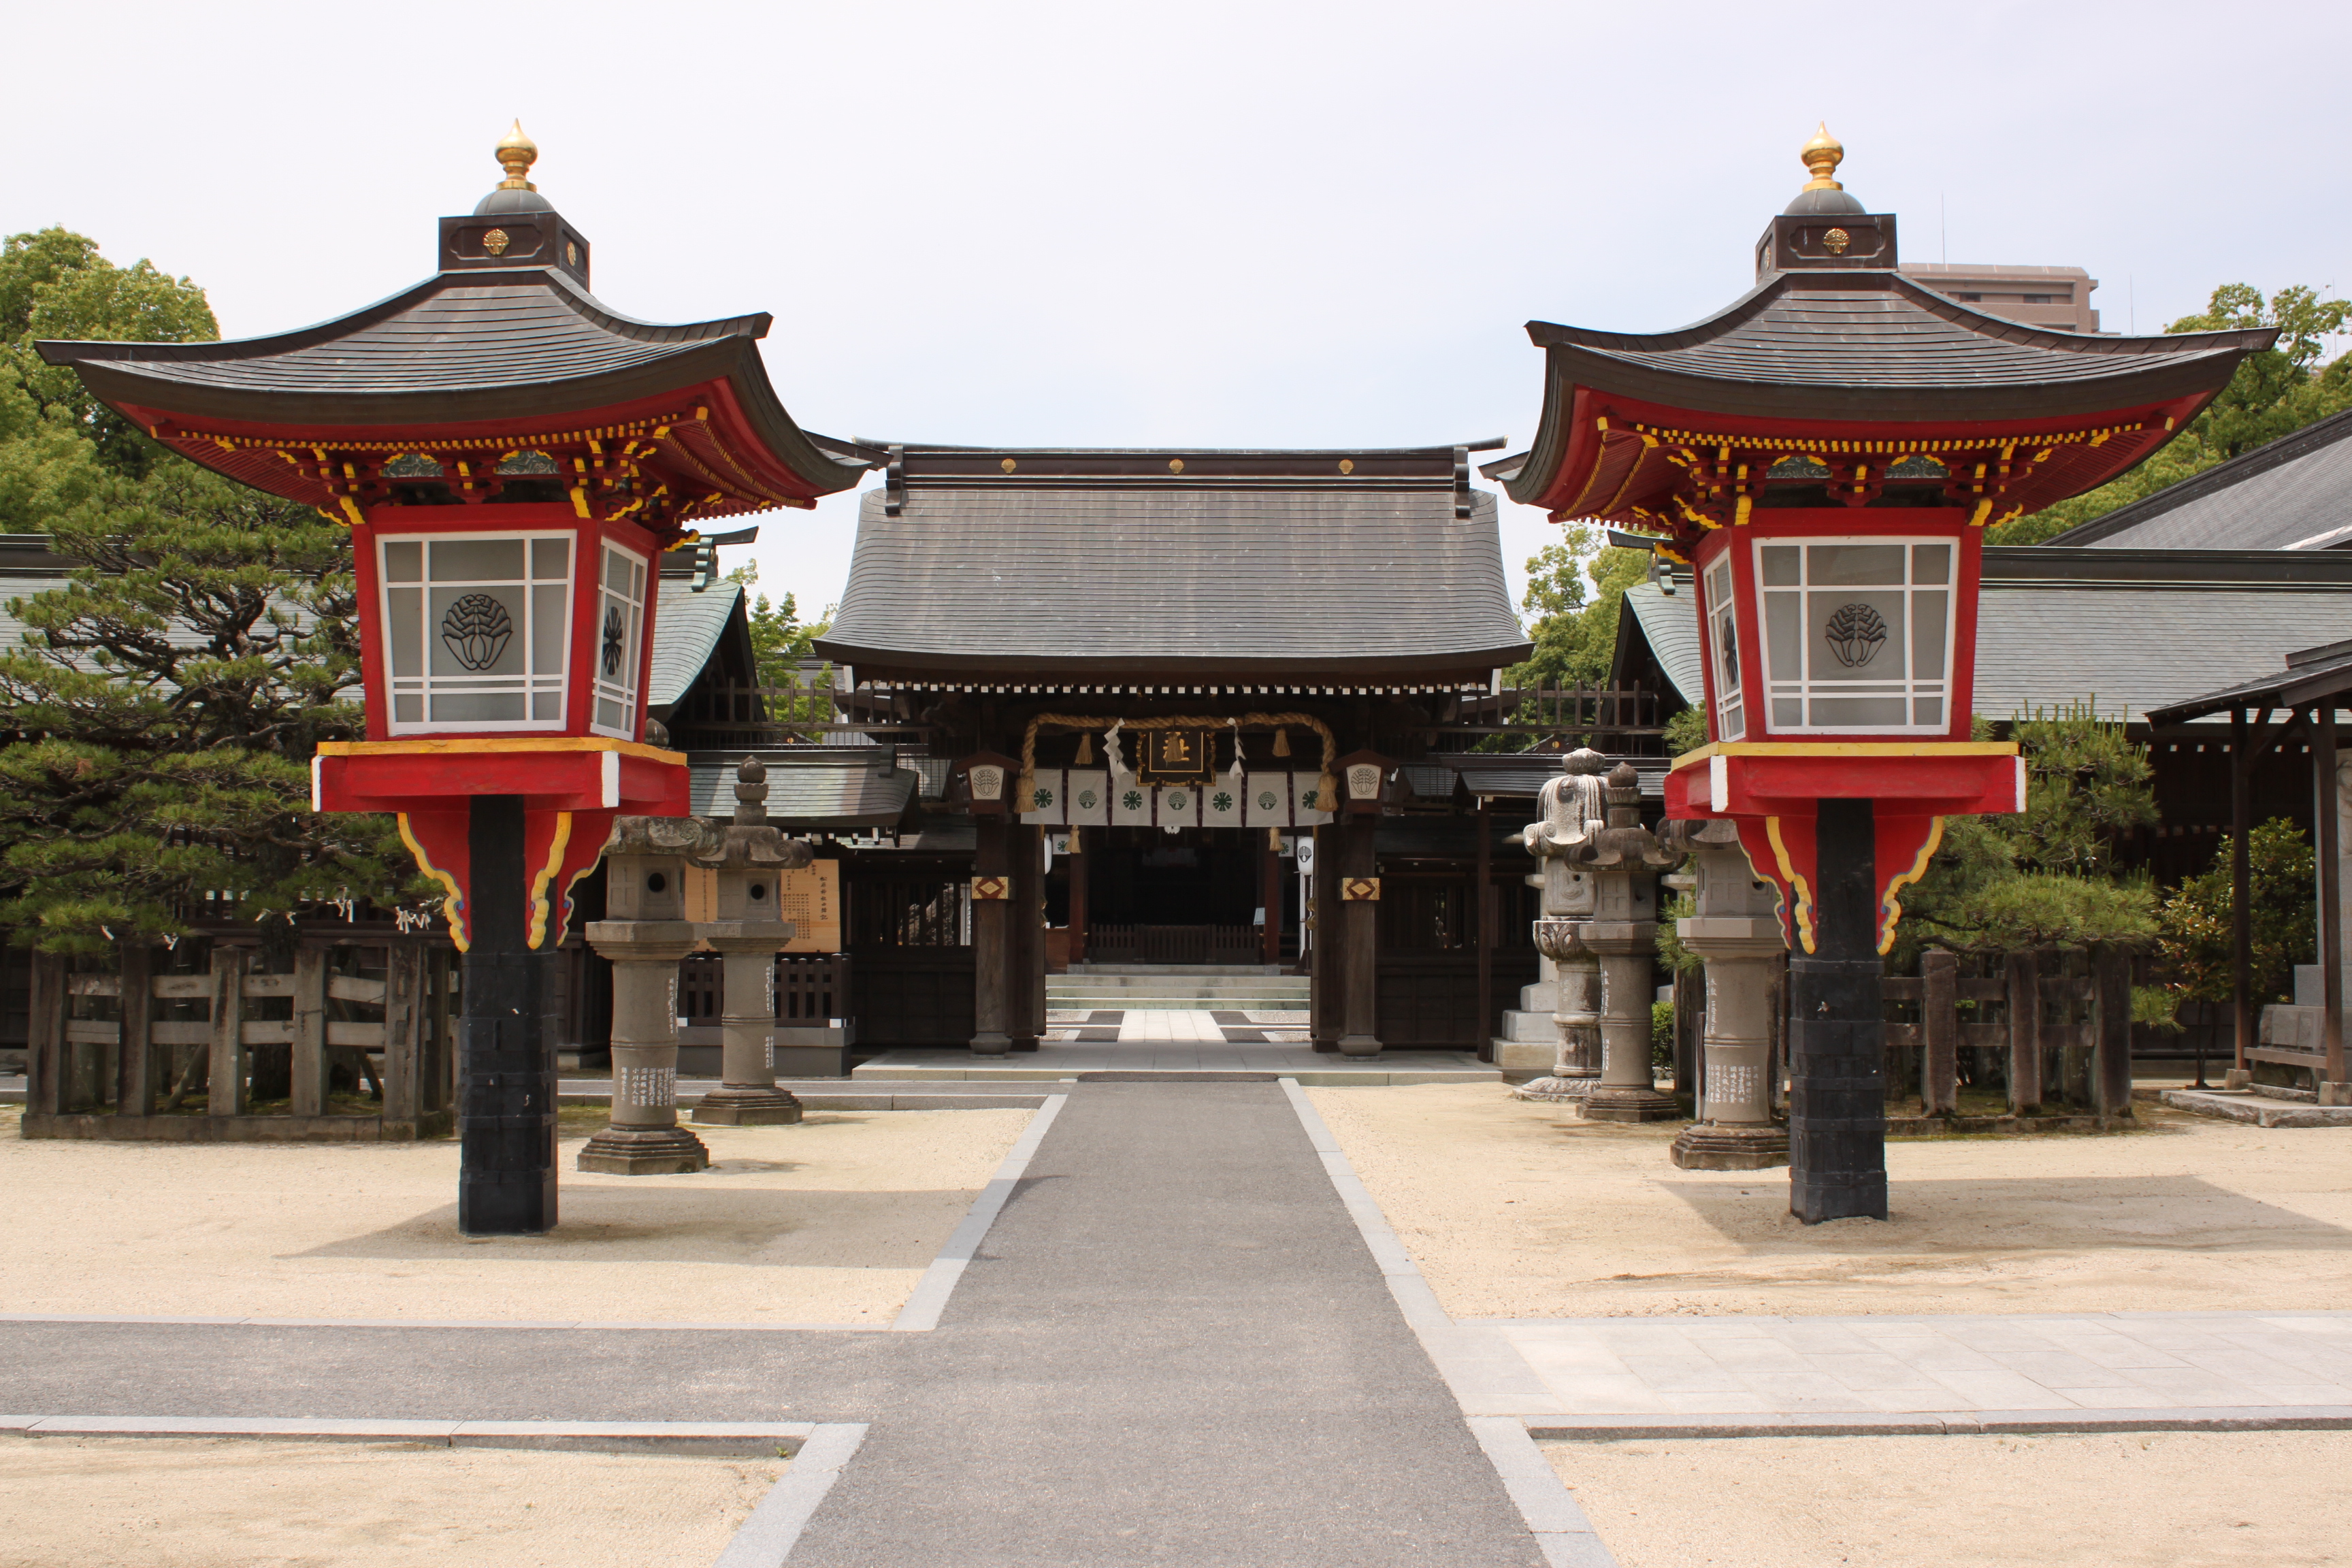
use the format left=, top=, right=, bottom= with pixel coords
left=0, top=1105, right=1032, bottom=1324
left=0, top=1437, right=782, bottom=1568
left=1306, top=1083, right=2352, bottom=1319
left=1544, top=1431, right=2351, bottom=1568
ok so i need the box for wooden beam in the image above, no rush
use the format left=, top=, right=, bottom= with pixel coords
left=208, top=947, right=247, bottom=1115
left=2319, top=706, right=2346, bottom=1088
left=115, top=943, right=156, bottom=1117
left=290, top=947, right=328, bottom=1117
left=1475, top=803, right=1493, bottom=1063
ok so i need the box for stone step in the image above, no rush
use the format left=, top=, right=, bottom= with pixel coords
left=1066, top=964, right=1288, bottom=977
left=1049, top=997, right=1306, bottom=1013
left=1049, top=982, right=1307, bottom=992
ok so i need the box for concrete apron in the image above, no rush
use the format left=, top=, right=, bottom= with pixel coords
left=784, top=1081, right=1558, bottom=1568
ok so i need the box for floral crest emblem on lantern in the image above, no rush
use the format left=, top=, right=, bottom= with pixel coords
left=1824, top=602, right=1888, bottom=668
left=440, top=593, right=513, bottom=670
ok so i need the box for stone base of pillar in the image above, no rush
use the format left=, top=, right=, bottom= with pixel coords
left=1582, top=1084, right=1683, bottom=1123
left=691, top=1087, right=805, bottom=1126
left=2321, top=1080, right=2352, bottom=1107
left=1512, top=1073, right=1600, bottom=1102
left=1669, top=1122, right=1790, bottom=1169
left=1337, top=1034, right=1382, bottom=1058
left=576, top=1124, right=710, bottom=1175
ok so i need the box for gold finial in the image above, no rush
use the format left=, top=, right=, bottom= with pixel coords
left=1799, top=122, right=1844, bottom=191
left=494, top=120, right=538, bottom=192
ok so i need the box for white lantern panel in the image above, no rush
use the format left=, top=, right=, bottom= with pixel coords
left=1755, top=536, right=1957, bottom=735
left=591, top=542, right=649, bottom=738
left=1702, top=556, right=1744, bottom=742
left=380, top=532, right=570, bottom=734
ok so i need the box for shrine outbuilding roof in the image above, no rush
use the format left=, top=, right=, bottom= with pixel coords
left=814, top=445, right=1532, bottom=684
left=2046, top=406, right=2352, bottom=550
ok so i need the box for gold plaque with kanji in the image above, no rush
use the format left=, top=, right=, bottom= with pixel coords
left=1141, top=728, right=1213, bottom=784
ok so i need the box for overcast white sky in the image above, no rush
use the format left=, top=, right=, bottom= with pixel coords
left=7, top=0, right=2347, bottom=621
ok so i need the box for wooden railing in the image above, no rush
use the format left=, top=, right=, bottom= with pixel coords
left=24, top=939, right=456, bottom=1137
left=1422, top=681, right=1667, bottom=740
left=1089, top=924, right=1260, bottom=965
left=666, top=681, right=930, bottom=745
left=1877, top=947, right=2133, bottom=1117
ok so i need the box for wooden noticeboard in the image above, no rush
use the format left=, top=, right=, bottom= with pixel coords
left=778, top=860, right=843, bottom=953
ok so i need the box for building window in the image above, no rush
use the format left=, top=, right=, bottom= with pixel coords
left=1955, top=291, right=1982, bottom=301
left=591, top=541, right=649, bottom=738
left=1757, top=538, right=1955, bottom=734
left=380, top=534, right=570, bottom=732
left=2023, top=293, right=2055, bottom=304
left=1703, top=557, right=1744, bottom=741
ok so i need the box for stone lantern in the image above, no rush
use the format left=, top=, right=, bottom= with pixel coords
left=692, top=760, right=815, bottom=1126
left=1579, top=763, right=1684, bottom=1124
left=579, top=816, right=718, bottom=1175
left=1516, top=749, right=1608, bottom=1100
left=1665, top=819, right=1791, bottom=1168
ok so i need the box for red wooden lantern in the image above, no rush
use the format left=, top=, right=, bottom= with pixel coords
left=40, top=127, right=874, bottom=1237
left=1674, top=508, right=2023, bottom=953
left=1497, top=125, right=2270, bottom=1223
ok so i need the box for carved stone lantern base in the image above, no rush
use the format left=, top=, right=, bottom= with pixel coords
left=1582, top=1084, right=1684, bottom=1123
left=1669, top=1122, right=1791, bottom=1169
left=1512, top=1073, right=1600, bottom=1102
left=692, top=1086, right=805, bottom=1126
left=576, top=1123, right=710, bottom=1175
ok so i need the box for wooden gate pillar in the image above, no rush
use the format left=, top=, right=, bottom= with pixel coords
left=970, top=816, right=1012, bottom=1055
left=1335, top=819, right=1382, bottom=1057
left=1010, top=822, right=1043, bottom=1052
left=1309, top=827, right=1339, bottom=1052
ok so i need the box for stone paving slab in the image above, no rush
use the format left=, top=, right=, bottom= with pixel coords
left=2161, top=1088, right=2352, bottom=1127
left=1477, top=1312, right=2352, bottom=1418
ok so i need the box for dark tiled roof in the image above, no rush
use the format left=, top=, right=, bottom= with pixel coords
left=815, top=482, right=1530, bottom=678
left=1526, top=272, right=2269, bottom=423
left=688, top=749, right=917, bottom=830
left=2046, top=407, right=2352, bottom=550
left=1448, top=754, right=1669, bottom=802
left=2143, top=638, right=2352, bottom=724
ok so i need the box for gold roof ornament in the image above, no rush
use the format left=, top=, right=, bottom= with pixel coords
left=494, top=120, right=539, bottom=192
left=1799, top=122, right=1844, bottom=192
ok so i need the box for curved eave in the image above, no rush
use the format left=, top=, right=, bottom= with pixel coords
left=37, top=267, right=869, bottom=500
left=807, top=641, right=1535, bottom=679
left=1506, top=271, right=2274, bottom=511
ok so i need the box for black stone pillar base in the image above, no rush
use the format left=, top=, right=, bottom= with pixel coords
left=457, top=796, right=560, bottom=1237
left=1582, top=1085, right=1682, bottom=1123
left=1670, top=1123, right=1791, bottom=1170
left=576, top=1124, right=710, bottom=1175
left=1787, top=797, right=1889, bottom=1224
left=691, top=1087, right=805, bottom=1126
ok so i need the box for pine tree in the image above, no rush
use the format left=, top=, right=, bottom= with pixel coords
left=0, top=228, right=414, bottom=956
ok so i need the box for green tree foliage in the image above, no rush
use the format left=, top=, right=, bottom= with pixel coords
left=1509, top=527, right=1650, bottom=689
left=725, top=562, right=837, bottom=728
left=2156, top=819, right=2315, bottom=1008
left=0, top=229, right=412, bottom=954
left=1895, top=708, right=2160, bottom=958
left=1994, top=283, right=2352, bottom=544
